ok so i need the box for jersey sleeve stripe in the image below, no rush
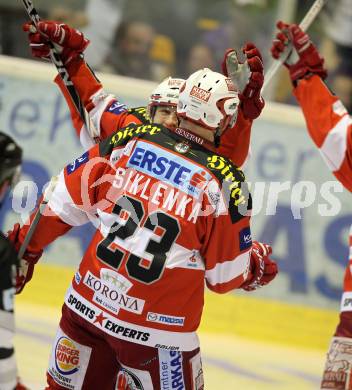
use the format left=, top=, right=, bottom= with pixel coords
left=205, top=249, right=251, bottom=286
left=48, top=170, right=91, bottom=226
left=319, top=115, right=351, bottom=171
left=89, top=90, right=118, bottom=134
left=79, top=124, right=97, bottom=149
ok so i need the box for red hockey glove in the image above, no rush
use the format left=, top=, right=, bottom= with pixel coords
left=241, top=241, right=278, bottom=291
left=23, top=20, right=89, bottom=65
left=271, top=21, right=327, bottom=84
left=7, top=223, right=43, bottom=294
left=222, top=43, right=265, bottom=120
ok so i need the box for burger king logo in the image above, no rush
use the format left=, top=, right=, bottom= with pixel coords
left=55, top=337, right=80, bottom=375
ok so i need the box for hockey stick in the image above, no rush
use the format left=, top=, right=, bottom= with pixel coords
left=17, top=176, right=58, bottom=259
left=262, top=0, right=329, bottom=93
left=22, top=0, right=98, bottom=139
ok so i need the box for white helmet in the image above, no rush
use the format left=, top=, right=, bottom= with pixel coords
left=148, top=77, right=185, bottom=117
left=177, top=68, right=240, bottom=131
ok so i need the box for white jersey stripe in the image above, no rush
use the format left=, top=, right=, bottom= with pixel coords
left=48, top=170, right=90, bottom=226
left=319, top=115, right=351, bottom=171
left=79, top=124, right=97, bottom=149
left=205, top=250, right=251, bottom=286
left=90, top=89, right=116, bottom=134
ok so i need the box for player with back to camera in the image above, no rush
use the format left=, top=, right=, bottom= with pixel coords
left=6, top=66, right=278, bottom=389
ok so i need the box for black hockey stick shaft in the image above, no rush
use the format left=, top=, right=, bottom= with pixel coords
left=22, top=0, right=90, bottom=132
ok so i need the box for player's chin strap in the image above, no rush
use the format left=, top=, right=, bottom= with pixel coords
left=214, top=127, right=221, bottom=148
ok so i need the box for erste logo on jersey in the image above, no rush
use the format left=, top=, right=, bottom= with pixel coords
left=55, top=337, right=80, bottom=375
left=127, top=141, right=211, bottom=198
left=66, top=151, right=89, bottom=175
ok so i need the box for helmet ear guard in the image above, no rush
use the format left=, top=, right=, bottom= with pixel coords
left=177, top=68, right=240, bottom=133
left=147, top=104, right=156, bottom=121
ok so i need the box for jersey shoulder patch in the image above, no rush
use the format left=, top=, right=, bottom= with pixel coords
left=106, top=101, right=128, bottom=115
left=66, top=151, right=89, bottom=175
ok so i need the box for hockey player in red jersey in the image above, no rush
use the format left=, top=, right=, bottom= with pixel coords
left=0, top=132, right=29, bottom=390
left=7, top=68, right=277, bottom=389
left=271, top=21, right=352, bottom=390
left=23, top=21, right=265, bottom=169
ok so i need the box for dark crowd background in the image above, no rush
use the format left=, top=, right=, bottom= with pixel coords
left=0, top=0, right=351, bottom=110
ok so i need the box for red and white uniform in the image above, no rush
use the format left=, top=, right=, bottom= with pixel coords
left=56, top=58, right=253, bottom=168
left=294, top=75, right=352, bottom=310
left=17, top=123, right=253, bottom=388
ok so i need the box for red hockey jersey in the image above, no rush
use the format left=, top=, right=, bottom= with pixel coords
left=294, top=75, right=352, bottom=191
left=55, top=58, right=252, bottom=168
left=294, top=75, right=352, bottom=298
left=17, top=123, right=253, bottom=351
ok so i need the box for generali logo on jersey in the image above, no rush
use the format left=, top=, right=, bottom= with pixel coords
left=190, top=86, right=211, bottom=102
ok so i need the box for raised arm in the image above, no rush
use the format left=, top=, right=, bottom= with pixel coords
left=23, top=21, right=145, bottom=149
left=219, top=43, right=265, bottom=168
left=271, top=21, right=352, bottom=191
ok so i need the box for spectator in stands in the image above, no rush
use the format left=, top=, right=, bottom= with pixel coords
left=48, top=6, right=88, bottom=29
left=185, top=42, right=216, bottom=76
left=324, top=0, right=352, bottom=111
left=102, top=19, right=156, bottom=80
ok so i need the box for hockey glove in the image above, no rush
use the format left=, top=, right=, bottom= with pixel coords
left=241, top=241, right=278, bottom=291
left=222, top=43, right=265, bottom=120
left=271, top=21, right=327, bottom=84
left=7, top=223, right=43, bottom=294
left=23, top=20, right=89, bottom=65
